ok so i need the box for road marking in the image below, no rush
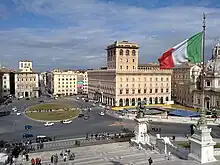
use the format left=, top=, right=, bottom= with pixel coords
left=108, top=122, right=124, bottom=126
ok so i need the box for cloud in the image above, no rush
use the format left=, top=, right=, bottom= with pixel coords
left=0, top=0, right=220, bottom=71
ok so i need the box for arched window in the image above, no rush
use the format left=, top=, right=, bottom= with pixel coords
left=155, top=97, right=158, bottom=104
left=125, top=98, right=129, bottom=106
left=149, top=97, right=152, bottom=104
left=126, top=49, right=129, bottom=56
left=132, top=50, right=136, bottom=56
left=119, top=99, right=123, bottom=106
left=120, top=49, right=123, bottom=55
left=132, top=98, right=135, bottom=106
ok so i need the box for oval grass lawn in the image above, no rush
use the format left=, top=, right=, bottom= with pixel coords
left=26, top=103, right=70, bottom=112
left=26, top=110, right=79, bottom=121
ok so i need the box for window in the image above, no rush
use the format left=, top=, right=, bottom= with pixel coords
left=120, top=89, right=123, bottom=94
left=120, top=58, right=122, bottom=62
left=161, top=89, right=163, bottom=93
left=126, top=59, right=128, bottom=62
left=155, top=89, right=158, bottom=93
left=120, top=49, right=123, bottom=55
left=120, top=84, right=122, bottom=87
left=150, top=89, right=152, bottom=93
left=138, top=89, right=141, bottom=93
left=150, top=78, right=152, bottom=81
left=144, top=89, right=146, bottom=93
left=132, top=89, right=135, bottom=94
left=126, top=89, right=129, bottom=94
left=206, top=80, right=211, bottom=87
left=126, top=78, right=128, bottom=82
left=126, top=66, right=128, bottom=69
left=132, top=50, right=136, bottom=56
left=166, top=88, right=169, bottom=92
left=133, top=59, right=135, bottom=62
left=126, top=84, right=128, bottom=87
left=156, top=78, right=158, bottom=81
left=120, top=78, right=122, bottom=82
left=133, top=66, right=135, bottom=69
left=126, top=49, right=129, bottom=56
left=167, top=77, right=169, bottom=81
left=132, top=78, right=135, bottom=81
left=132, top=84, right=134, bottom=87
left=3, top=77, right=6, bottom=79
left=161, top=78, right=163, bottom=81
left=120, top=66, right=122, bottom=69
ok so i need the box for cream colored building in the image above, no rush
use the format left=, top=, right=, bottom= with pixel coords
left=15, top=60, right=39, bottom=98
left=52, top=69, right=78, bottom=96
left=88, top=41, right=172, bottom=107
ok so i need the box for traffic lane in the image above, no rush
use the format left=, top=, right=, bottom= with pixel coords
left=149, top=122, right=220, bottom=138
left=0, top=115, right=122, bottom=142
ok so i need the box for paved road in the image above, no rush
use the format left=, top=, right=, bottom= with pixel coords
left=0, top=97, right=123, bottom=142
left=149, top=121, right=220, bottom=138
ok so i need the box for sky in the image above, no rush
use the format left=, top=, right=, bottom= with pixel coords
left=1, top=0, right=220, bottom=71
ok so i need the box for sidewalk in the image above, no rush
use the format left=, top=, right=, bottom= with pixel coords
left=106, top=110, right=220, bottom=125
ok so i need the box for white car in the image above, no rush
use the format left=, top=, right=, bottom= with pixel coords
left=12, top=107, right=17, bottom=112
left=16, top=112, right=21, bottom=116
left=99, top=112, right=105, bottom=116
left=62, top=120, right=72, bottom=124
left=44, top=122, right=54, bottom=126
left=76, top=97, right=79, bottom=100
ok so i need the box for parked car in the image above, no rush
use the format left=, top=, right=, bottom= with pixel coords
left=39, top=100, right=44, bottom=103
left=44, top=122, right=54, bottom=126
left=36, top=135, right=52, bottom=143
left=76, top=97, right=79, bottom=100
left=61, top=120, right=72, bottom=124
left=23, top=133, right=34, bottom=138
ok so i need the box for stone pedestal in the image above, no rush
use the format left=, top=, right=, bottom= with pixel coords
left=188, top=125, right=216, bottom=164
left=131, top=117, right=150, bottom=145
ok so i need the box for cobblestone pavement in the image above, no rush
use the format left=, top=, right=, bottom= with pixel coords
left=16, top=142, right=220, bottom=165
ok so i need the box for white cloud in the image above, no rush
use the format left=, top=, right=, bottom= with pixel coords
left=0, top=0, right=220, bottom=70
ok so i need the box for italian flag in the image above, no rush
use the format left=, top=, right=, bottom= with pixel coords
left=158, top=32, right=203, bottom=69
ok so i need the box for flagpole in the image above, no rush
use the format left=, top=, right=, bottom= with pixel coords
left=197, top=13, right=207, bottom=127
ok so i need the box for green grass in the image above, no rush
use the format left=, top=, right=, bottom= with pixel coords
left=26, top=110, right=80, bottom=121
left=26, top=103, right=70, bottom=112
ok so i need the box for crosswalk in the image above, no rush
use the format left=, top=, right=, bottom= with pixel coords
left=16, top=142, right=203, bottom=165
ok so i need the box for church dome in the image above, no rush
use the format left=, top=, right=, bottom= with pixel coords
left=205, top=42, right=220, bottom=74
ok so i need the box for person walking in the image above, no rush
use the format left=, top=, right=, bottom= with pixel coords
left=31, top=158, right=35, bottom=165
left=148, top=157, right=153, bottom=165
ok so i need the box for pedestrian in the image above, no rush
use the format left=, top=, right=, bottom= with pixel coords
left=148, top=157, right=153, bottom=165
left=35, top=157, right=39, bottom=165
left=31, top=158, right=35, bottom=165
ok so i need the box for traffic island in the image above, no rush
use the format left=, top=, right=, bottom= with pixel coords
left=25, top=103, right=80, bottom=122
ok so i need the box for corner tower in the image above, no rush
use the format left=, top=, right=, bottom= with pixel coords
left=106, top=41, right=139, bottom=70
